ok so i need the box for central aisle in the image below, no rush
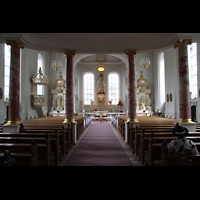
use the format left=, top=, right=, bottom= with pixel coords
left=64, top=122, right=134, bottom=166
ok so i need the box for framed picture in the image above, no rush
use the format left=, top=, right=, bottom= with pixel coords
left=170, top=93, right=172, bottom=102
left=167, top=94, right=169, bottom=102
left=0, top=87, right=3, bottom=100
left=199, top=88, right=200, bottom=98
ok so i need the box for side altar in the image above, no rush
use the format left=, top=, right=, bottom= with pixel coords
left=136, top=71, right=153, bottom=115
left=49, top=72, right=66, bottom=116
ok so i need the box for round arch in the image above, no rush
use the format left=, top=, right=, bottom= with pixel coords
left=73, top=54, right=128, bottom=68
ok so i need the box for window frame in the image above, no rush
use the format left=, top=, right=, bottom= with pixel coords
left=83, top=72, right=94, bottom=105
left=108, top=72, right=119, bottom=105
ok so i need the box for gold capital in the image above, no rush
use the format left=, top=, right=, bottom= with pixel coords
left=126, top=51, right=137, bottom=57
left=64, top=51, right=76, bottom=57
left=6, top=40, right=24, bottom=49
left=174, top=39, right=192, bottom=49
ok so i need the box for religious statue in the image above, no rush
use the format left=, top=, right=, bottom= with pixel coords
left=96, top=74, right=106, bottom=94
left=57, top=95, right=62, bottom=106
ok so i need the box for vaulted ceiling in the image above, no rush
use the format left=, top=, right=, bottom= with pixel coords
left=1, top=33, right=200, bottom=54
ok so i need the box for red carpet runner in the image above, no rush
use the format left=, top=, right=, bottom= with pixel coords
left=65, top=122, right=132, bottom=166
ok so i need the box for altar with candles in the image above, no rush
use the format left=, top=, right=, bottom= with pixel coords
left=136, top=71, right=153, bottom=116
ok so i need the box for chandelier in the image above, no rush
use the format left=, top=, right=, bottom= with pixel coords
left=140, top=57, right=150, bottom=68
left=52, top=53, right=62, bottom=71
left=52, top=60, right=62, bottom=71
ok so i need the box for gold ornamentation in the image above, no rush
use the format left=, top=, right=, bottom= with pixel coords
left=63, top=119, right=76, bottom=123
left=6, top=121, right=21, bottom=125
left=179, top=119, right=192, bottom=123
left=6, top=40, right=24, bottom=49
left=64, top=51, right=76, bottom=57
left=174, top=39, right=192, bottom=49
left=125, top=51, right=137, bottom=57
left=126, top=118, right=139, bottom=123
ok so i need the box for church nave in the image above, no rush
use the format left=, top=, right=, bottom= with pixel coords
left=60, top=122, right=140, bottom=166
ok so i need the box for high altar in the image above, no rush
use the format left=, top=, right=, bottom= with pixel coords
left=49, top=72, right=66, bottom=116
left=91, top=72, right=112, bottom=112
left=136, top=71, right=152, bottom=114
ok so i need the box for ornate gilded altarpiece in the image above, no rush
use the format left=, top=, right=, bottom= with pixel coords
left=136, top=71, right=152, bottom=112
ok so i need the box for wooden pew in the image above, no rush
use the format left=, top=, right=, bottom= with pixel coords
left=0, top=140, right=38, bottom=166
left=148, top=134, right=200, bottom=166
left=20, top=124, right=69, bottom=164
left=161, top=139, right=200, bottom=166
left=0, top=149, right=38, bottom=166
left=0, top=135, right=51, bottom=166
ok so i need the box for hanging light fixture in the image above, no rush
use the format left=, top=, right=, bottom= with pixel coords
left=98, top=65, right=105, bottom=72
left=52, top=53, right=62, bottom=71
left=140, top=57, right=150, bottom=69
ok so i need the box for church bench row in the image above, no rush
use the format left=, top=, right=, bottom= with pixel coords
left=113, top=116, right=200, bottom=166
left=147, top=133, right=200, bottom=166
left=0, top=140, right=38, bottom=166
left=0, top=150, right=38, bottom=166
left=138, top=131, right=200, bottom=165
left=0, top=134, right=54, bottom=166
left=21, top=116, right=86, bottom=142
left=20, top=126, right=70, bottom=164
left=20, top=116, right=91, bottom=165
left=161, top=140, right=200, bottom=166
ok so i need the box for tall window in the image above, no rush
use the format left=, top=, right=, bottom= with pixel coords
left=4, top=43, right=11, bottom=101
left=188, top=43, right=198, bottom=99
left=84, top=73, right=94, bottom=105
left=37, top=53, right=44, bottom=95
left=108, top=73, right=119, bottom=105
left=158, top=52, right=165, bottom=112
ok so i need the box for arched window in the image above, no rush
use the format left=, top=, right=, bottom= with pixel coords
left=108, top=73, right=119, bottom=105
left=84, top=73, right=94, bottom=105
left=188, top=43, right=198, bottom=99
left=158, top=52, right=165, bottom=112
left=37, top=53, right=44, bottom=95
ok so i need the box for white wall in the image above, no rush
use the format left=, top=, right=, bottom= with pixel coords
left=163, top=48, right=179, bottom=118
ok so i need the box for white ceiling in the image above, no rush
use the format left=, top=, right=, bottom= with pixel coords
left=1, top=33, right=200, bottom=54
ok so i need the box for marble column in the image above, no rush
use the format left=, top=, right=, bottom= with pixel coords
left=174, top=39, right=192, bottom=123
left=63, top=51, right=76, bottom=123
left=174, top=39, right=197, bottom=132
left=6, top=40, right=24, bottom=125
left=125, top=51, right=139, bottom=145
left=126, top=51, right=138, bottom=122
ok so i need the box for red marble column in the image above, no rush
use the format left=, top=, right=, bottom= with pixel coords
left=64, top=51, right=75, bottom=123
left=174, top=39, right=192, bottom=122
left=126, top=51, right=138, bottom=122
left=6, top=40, right=24, bottom=125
